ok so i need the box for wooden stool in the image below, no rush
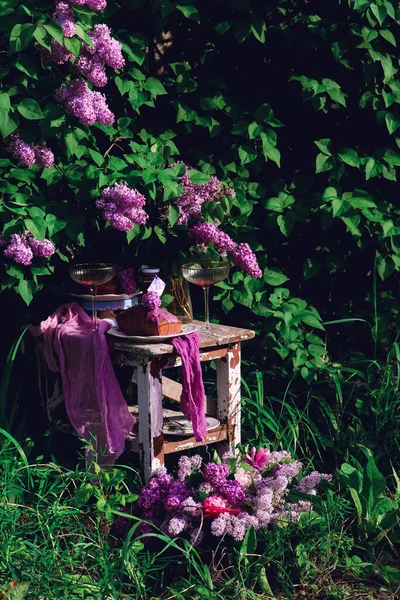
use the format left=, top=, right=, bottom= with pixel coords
left=110, top=321, right=255, bottom=481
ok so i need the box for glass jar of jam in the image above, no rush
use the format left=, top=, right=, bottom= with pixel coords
left=139, top=268, right=160, bottom=293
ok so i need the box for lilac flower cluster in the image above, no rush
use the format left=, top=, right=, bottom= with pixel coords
left=53, top=0, right=106, bottom=37
left=76, top=25, right=125, bottom=87
left=7, top=134, right=55, bottom=168
left=70, top=0, right=107, bottom=9
left=168, top=163, right=236, bottom=225
left=55, top=79, right=115, bottom=126
left=53, top=1, right=76, bottom=38
left=118, top=267, right=136, bottom=295
left=134, top=449, right=331, bottom=545
left=189, top=221, right=262, bottom=278
left=141, top=291, right=161, bottom=310
left=95, top=182, right=148, bottom=232
left=2, top=232, right=55, bottom=266
left=41, top=40, right=74, bottom=65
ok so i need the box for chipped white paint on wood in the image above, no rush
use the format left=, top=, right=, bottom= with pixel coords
left=161, top=375, right=217, bottom=417
left=134, top=356, right=164, bottom=482
left=216, top=343, right=241, bottom=450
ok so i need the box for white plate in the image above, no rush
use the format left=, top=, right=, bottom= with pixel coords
left=107, top=323, right=197, bottom=343
left=71, top=292, right=141, bottom=301
left=163, top=415, right=220, bottom=436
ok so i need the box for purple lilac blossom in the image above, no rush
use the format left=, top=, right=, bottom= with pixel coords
left=296, top=471, right=332, bottom=493
left=191, top=455, right=202, bottom=470
left=142, top=291, right=161, bottom=310
left=219, top=480, right=246, bottom=507
left=177, top=456, right=192, bottom=481
left=273, top=463, right=301, bottom=481
left=7, top=134, right=36, bottom=166
left=189, top=222, right=262, bottom=278
left=118, top=267, right=136, bottom=295
left=163, top=481, right=190, bottom=512
left=230, top=515, right=248, bottom=541
left=27, top=236, right=56, bottom=258
left=210, top=513, right=231, bottom=537
left=269, top=450, right=292, bottom=463
left=181, top=497, right=202, bottom=517
left=90, top=24, right=125, bottom=69
left=42, top=40, right=74, bottom=64
left=69, top=0, right=107, bottom=8
left=3, top=234, right=33, bottom=266
left=55, top=79, right=97, bottom=125
left=96, top=183, right=148, bottom=232
left=167, top=516, right=189, bottom=536
left=91, top=90, right=115, bottom=124
left=34, top=144, right=55, bottom=168
left=198, top=482, right=213, bottom=495
left=231, top=243, right=262, bottom=278
left=76, top=53, right=108, bottom=87
left=53, top=1, right=76, bottom=37
left=169, top=163, right=235, bottom=225
left=203, top=463, right=229, bottom=488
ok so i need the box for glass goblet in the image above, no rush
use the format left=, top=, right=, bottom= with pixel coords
left=182, top=261, right=230, bottom=329
left=69, top=263, right=117, bottom=330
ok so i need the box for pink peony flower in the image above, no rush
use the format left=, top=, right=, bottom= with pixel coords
left=244, top=448, right=270, bottom=471
left=202, top=495, right=241, bottom=518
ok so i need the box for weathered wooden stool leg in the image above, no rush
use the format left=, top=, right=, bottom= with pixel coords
left=134, top=356, right=164, bottom=482
left=216, top=342, right=241, bottom=453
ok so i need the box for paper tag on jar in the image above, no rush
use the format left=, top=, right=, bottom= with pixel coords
left=148, top=276, right=166, bottom=296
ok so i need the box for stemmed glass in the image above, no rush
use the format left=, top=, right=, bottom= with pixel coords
left=182, top=261, right=230, bottom=329
left=69, top=263, right=117, bottom=330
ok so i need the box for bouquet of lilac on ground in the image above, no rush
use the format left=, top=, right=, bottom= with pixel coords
left=134, top=448, right=332, bottom=545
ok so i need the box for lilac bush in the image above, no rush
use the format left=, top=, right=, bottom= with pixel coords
left=95, top=182, right=148, bottom=232
left=134, top=449, right=332, bottom=545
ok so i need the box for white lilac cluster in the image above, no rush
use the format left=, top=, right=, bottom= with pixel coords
left=95, top=182, right=148, bottom=232
left=130, top=448, right=332, bottom=545
left=2, top=232, right=55, bottom=266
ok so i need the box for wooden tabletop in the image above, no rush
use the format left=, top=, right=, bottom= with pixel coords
left=108, top=320, right=255, bottom=357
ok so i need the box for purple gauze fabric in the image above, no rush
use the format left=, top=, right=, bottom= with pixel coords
left=171, top=331, right=208, bottom=443
left=31, top=302, right=134, bottom=463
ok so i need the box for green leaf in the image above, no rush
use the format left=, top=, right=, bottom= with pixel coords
left=167, top=204, right=180, bottom=227
left=232, top=287, right=253, bottom=308
left=338, top=148, right=360, bottom=167
left=14, top=56, right=38, bottom=79
left=238, top=144, right=257, bottom=165
left=0, top=108, right=19, bottom=138
left=187, top=169, right=211, bottom=184
left=9, top=23, right=36, bottom=53
left=64, top=36, right=82, bottom=56
left=314, top=138, right=332, bottom=155
left=327, top=88, right=347, bottom=106
left=277, top=214, right=294, bottom=237
left=18, top=279, right=35, bottom=305
left=264, top=268, right=289, bottom=286
left=24, top=217, right=47, bottom=241
left=250, top=19, right=266, bottom=43
left=302, top=315, right=325, bottom=330
left=43, top=20, right=64, bottom=45
left=144, top=77, right=167, bottom=97
left=380, top=29, right=396, bottom=46
left=46, top=214, right=67, bottom=236
left=260, top=133, right=281, bottom=166
left=17, top=98, right=44, bottom=120
left=316, top=153, right=333, bottom=173
left=108, top=156, right=127, bottom=171
left=7, top=581, right=30, bottom=600
left=385, top=112, right=400, bottom=135
left=370, top=3, right=387, bottom=25
left=89, top=149, right=105, bottom=166
left=177, top=4, right=200, bottom=22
